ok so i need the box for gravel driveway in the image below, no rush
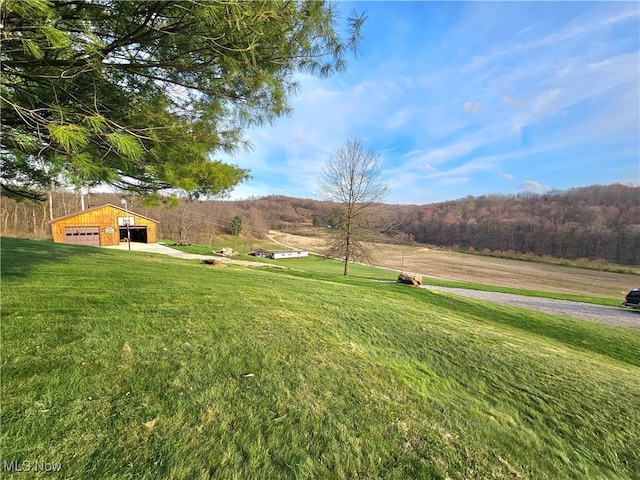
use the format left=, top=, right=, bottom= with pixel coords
left=105, top=242, right=283, bottom=268
left=422, top=286, right=640, bottom=328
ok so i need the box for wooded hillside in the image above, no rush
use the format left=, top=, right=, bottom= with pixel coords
left=2, top=184, right=639, bottom=265
left=395, top=184, right=640, bottom=265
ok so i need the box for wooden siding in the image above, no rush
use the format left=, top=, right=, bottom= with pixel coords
left=50, top=204, right=157, bottom=246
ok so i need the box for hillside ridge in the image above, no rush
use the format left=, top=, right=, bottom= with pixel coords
left=3, top=183, right=639, bottom=264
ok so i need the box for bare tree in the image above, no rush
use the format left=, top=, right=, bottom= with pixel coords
left=318, top=139, right=389, bottom=276
left=176, top=201, right=198, bottom=245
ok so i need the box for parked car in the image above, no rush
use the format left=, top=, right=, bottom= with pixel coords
left=623, top=288, right=640, bottom=309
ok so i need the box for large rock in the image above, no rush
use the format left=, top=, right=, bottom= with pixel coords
left=398, top=272, right=422, bottom=286
left=201, top=259, right=221, bottom=266
left=215, top=247, right=238, bottom=257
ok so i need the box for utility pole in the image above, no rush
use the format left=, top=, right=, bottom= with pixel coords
left=121, top=199, right=131, bottom=251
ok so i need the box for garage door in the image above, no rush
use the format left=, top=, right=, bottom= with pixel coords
left=120, top=226, right=148, bottom=243
left=64, top=226, right=100, bottom=246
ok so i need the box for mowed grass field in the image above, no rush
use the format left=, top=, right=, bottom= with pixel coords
left=2, top=237, right=640, bottom=479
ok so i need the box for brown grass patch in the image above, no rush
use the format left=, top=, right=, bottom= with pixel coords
left=274, top=232, right=637, bottom=299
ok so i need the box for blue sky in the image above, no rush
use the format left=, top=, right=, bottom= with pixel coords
left=222, top=1, right=640, bottom=205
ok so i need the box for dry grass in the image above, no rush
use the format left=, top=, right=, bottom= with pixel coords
left=274, top=232, right=638, bottom=299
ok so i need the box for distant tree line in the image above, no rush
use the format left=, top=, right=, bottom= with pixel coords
left=2, top=184, right=639, bottom=265
left=394, top=184, right=640, bottom=265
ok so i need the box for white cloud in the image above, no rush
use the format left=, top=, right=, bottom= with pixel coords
left=384, top=108, right=412, bottom=129
left=404, top=149, right=423, bottom=157
left=529, top=88, right=562, bottom=119
left=509, top=51, right=638, bottom=131
left=465, top=7, right=639, bottom=71
left=519, top=180, right=552, bottom=193
left=228, top=182, right=275, bottom=200
left=431, top=159, right=497, bottom=180
left=463, top=101, right=483, bottom=114
left=224, top=3, right=639, bottom=204
left=502, top=95, right=524, bottom=110
left=439, top=177, right=470, bottom=186
left=415, top=141, right=480, bottom=165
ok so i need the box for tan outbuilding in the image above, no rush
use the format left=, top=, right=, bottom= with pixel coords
left=50, top=204, right=158, bottom=247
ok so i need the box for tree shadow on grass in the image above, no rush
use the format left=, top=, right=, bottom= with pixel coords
left=1, top=237, right=106, bottom=279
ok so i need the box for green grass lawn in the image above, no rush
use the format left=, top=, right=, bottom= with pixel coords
left=2, top=237, right=639, bottom=479
left=169, top=239, right=398, bottom=281
left=169, top=239, right=624, bottom=306
left=163, top=235, right=278, bottom=254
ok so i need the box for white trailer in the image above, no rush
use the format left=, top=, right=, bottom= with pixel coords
left=270, top=250, right=309, bottom=259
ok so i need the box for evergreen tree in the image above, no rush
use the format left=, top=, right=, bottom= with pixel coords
left=1, top=0, right=365, bottom=200
left=230, top=215, right=243, bottom=250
